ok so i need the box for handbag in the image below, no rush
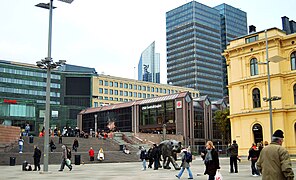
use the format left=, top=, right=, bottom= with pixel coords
left=215, top=170, right=223, bottom=180
left=66, top=159, right=71, bottom=166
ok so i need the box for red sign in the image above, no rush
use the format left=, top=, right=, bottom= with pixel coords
left=4, top=99, right=17, bottom=104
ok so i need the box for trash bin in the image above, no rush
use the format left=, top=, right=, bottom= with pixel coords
left=10, top=157, right=16, bottom=166
left=22, top=161, right=28, bottom=171
left=119, top=144, right=124, bottom=151
left=29, top=135, right=34, bottom=143
left=74, top=154, right=80, bottom=165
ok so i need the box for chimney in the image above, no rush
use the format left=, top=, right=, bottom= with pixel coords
left=289, top=20, right=296, bottom=34
left=249, top=25, right=256, bottom=33
left=282, top=16, right=291, bottom=34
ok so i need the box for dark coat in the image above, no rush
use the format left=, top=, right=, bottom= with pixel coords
left=33, top=147, right=41, bottom=160
left=201, top=148, right=220, bottom=176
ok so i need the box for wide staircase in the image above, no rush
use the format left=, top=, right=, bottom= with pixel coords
left=0, top=135, right=141, bottom=165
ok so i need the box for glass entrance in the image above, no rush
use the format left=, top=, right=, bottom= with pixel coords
left=252, top=123, right=263, bottom=143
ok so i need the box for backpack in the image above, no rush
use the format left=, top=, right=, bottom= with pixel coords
left=67, top=147, right=72, bottom=159
left=185, top=151, right=192, bottom=163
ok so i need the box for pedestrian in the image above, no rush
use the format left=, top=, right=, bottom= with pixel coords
left=49, top=139, right=56, bottom=152
left=89, top=147, right=95, bottom=161
left=147, top=146, right=154, bottom=168
left=58, top=145, right=72, bottom=171
left=151, top=144, right=161, bottom=170
left=175, top=147, right=193, bottom=179
left=33, top=145, right=41, bottom=171
left=247, top=143, right=260, bottom=176
left=257, top=129, right=294, bottom=180
left=227, top=140, right=239, bottom=173
left=72, top=138, right=79, bottom=152
left=98, top=147, right=104, bottom=161
left=25, top=124, right=30, bottom=136
left=58, top=133, right=63, bottom=144
left=201, top=141, right=220, bottom=180
left=18, top=136, right=24, bottom=153
left=140, top=146, right=148, bottom=171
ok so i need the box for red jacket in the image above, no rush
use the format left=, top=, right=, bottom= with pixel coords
left=89, top=149, right=94, bottom=157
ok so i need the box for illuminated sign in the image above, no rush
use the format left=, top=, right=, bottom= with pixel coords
left=142, top=104, right=162, bottom=110
left=176, top=101, right=182, bottom=108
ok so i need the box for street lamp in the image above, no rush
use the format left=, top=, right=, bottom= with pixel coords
left=259, top=29, right=284, bottom=140
left=94, top=114, right=98, bottom=136
left=35, top=0, right=73, bottom=173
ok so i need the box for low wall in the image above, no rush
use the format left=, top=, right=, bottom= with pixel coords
left=134, top=132, right=184, bottom=145
left=0, top=125, right=21, bottom=152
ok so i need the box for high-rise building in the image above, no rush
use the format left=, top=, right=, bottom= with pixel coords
left=138, top=41, right=160, bottom=83
left=214, top=3, right=248, bottom=96
left=166, top=1, right=247, bottom=100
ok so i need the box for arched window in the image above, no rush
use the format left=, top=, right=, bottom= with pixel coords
left=252, top=88, right=261, bottom=108
left=294, top=84, right=296, bottom=105
left=291, top=52, right=296, bottom=70
left=250, top=58, right=258, bottom=76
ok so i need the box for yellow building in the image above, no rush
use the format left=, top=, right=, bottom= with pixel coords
left=223, top=28, right=296, bottom=155
left=92, top=74, right=200, bottom=107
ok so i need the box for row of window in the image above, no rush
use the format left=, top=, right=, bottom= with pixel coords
left=0, top=86, right=60, bottom=97
left=250, top=52, right=296, bottom=76
left=98, top=80, right=186, bottom=94
left=252, top=84, right=296, bottom=108
left=0, top=67, right=60, bottom=80
left=0, top=77, right=60, bottom=88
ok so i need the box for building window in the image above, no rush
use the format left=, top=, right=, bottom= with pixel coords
left=120, top=83, right=123, bottom=88
left=133, top=92, right=137, bottom=97
left=114, top=90, right=118, bottom=95
left=99, top=80, right=103, bottom=85
left=120, top=91, right=123, bottom=96
left=104, top=89, right=108, bottom=94
left=104, top=81, right=108, bottom=86
left=124, top=83, right=128, bottom=89
left=138, top=93, right=142, bottom=98
left=142, top=86, right=146, bottom=91
left=109, top=82, right=113, bottom=87
left=114, top=82, right=118, bottom=87
left=109, top=89, right=113, bottom=95
left=245, top=35, right=258, bottom=43
left=129, top=84, right=132, bottom=89
left=138, top=85, right=141, bottom=90
left=156, top=88, right=159, bottom=93
left=252, top=88, right=261, bottom=108
left=124, top=91, right=128, bottom=96
left=99, top=88, right=103, bottom=93
left=104, top=97, right=108, bottom=100
left=294, top=84, right=296, bottom=104
left=134, top=85, right=137, bottom=90
left=151, top=87, right=154, bottom=92
left=250, top=58, right=258, bottom=76
left=143, top=93, right=146, bottom=98
left=94, top=102, right=98, bottom=107
left=129, top=92, right=132, bottom=97
left=147, top=86, right=150, bottom=92
left=291, top=52, right=296, bottom=70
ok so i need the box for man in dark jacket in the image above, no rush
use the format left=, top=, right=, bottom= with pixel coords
left=227, top=140, right=238, bottom=173
left=33, top=145, right=41, bottom=171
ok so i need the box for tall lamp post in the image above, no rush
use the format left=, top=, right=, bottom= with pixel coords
left=260, top=29, right=283, bottom=140
left=35, top=0, right=74, bottom=172
left=94, top=114, right=98, bottom=136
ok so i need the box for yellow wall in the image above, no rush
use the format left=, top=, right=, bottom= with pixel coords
left=224, top=28, right=296, bottom=155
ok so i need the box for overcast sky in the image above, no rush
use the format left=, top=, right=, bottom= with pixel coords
left=0, top=0, right=295, bottom=83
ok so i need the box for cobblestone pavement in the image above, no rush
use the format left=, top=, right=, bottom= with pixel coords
left=0, top=157, right=295, bottom=179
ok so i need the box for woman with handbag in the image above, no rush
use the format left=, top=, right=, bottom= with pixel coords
left=201, top=141, right=220, bottom=180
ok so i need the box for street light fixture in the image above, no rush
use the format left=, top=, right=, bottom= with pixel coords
left=260, top=29, right=284, bottom=140
left=35, top=0, right=73, bottom=173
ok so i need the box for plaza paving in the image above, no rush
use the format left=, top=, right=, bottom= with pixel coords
left=0, top=157, right=295, bottom=179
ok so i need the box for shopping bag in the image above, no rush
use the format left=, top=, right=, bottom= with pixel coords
left=215, top=170, right=223, bottom=180
left=66, top=159, right=71, bottom=166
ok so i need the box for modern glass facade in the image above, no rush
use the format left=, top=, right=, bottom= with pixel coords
left=0, top=60, right=93, bottom=134
left=214, top=3, right=247, bottom=96
left=166, top=1, right=247, bottom=100
left=138, top=41, right=160, bottom=83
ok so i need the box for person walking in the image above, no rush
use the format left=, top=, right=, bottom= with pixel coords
left=201, top=141, right=220, bottom=180
left=18, top=136, right=24, bottom=153
left=58, top=145, right=72, bottom=171
left=175, top=147, right=193, bottom=179
left=72, top=139, right=79, bottom=152
left=140, top=147, right=148, bottom=171
left=49, top=139, right=56, bottom=152
left=33, top=145, right=41, bottom=171
left=227, top=140, right=239, bottom=173
left=89, top=147, right=95, bottom=161
left=257, top=129, right=294, bottom=180
left=98, top=147, right=104, bottom=161
left=151, top=144, right=160, bottom=170
left=248, top=143, right=260, bottom=176
left=147, top=146, right=154, bottom=168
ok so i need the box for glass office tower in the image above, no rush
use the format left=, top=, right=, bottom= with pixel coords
left=214, top=3, right=247, bottom=96
left=138, top=41, right=160, bottom=83
left=166, top=1, right=247, bottom=100
left=166, top=1, right=223, bottom=100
